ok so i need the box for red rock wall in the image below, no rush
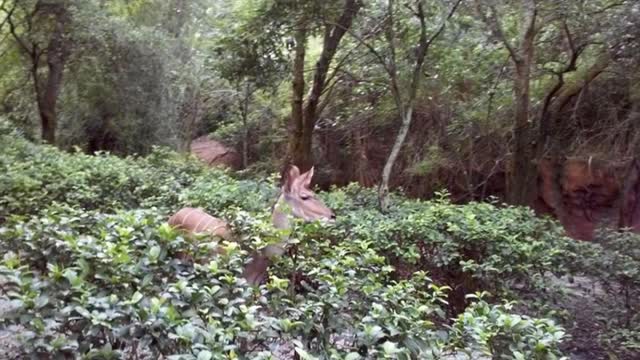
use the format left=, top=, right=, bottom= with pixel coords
left=535, top=158, right=637, bottom=241
left=190, top=136, right=241, bottom=170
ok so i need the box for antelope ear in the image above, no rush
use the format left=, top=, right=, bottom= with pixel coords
left=300, top=166, right=314, bottom=188
left=284, top=165, right=301, bottom=192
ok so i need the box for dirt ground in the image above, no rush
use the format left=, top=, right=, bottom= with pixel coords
left=0, top=298, right=21, bottom=360
left=553, top=275, right=638, bottom=360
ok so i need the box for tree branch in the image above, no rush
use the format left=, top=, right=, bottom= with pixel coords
left=519, top=0, right=537, bottom=53
left=0, top=0, right=10, bottom=31
left=2, top=2, right=33, bottom=57
left=303, top=0, right=361, bottom=125
left=384, top=0, right=403, bottom=114
left=325, top=12, right=394, bottom=79
left=588, top=1, right=627, bottom=16
left=424, top=0, right=464, bottom=51
left=475, top=1, right=518, bottom=61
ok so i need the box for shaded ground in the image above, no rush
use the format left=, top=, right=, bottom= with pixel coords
left=0, top=298, right=22, bottom=360
left=553, top=275, right=638, bottom=360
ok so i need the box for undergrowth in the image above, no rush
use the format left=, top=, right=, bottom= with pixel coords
left=0, top=121, right=637, bottom=359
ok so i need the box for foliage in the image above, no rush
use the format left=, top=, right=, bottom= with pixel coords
left=0, top=132, right=576, bottom=359
left=320, top=186, right=572, bottom=315
left=450, top=293, right=566, bottom=360
left=0, top=135, right=207, bottom=219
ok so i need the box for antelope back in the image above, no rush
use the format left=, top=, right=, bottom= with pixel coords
left=168, top=207, right=232, bottom=240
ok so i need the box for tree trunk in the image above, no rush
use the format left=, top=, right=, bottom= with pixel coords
left=177, top=85, right=198, bottom=154
left=507, top=61, right=537, bottom=205
left=619, top=159, right=640, bottom=231
left=286, top=0, right=361, bottom=173
left=241, top=81, right=251, bottom=169
left=287, top=18, right=307, bottom=170
left=353, top=126, right=373, bottom=187
left=36, top=2, right=70, bottom=145
left=504, top=0, right=537, bottom=206
left=376, top=0, right=462, bottom=210
left=379, top=107, right=412, bottom=210
left=290, top=127, right=314, bottom=172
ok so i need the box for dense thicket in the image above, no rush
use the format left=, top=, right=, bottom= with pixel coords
left=1, top=0, right=638, bottom=205
left=1, top=121, right=639, bottom=358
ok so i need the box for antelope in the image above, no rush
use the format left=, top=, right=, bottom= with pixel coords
left=168, top=165, right=335, bottom=285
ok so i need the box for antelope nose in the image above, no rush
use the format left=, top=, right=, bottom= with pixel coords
left=330, top=213, right=336, bottom=220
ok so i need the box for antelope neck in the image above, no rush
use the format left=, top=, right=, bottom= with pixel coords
left=271, top=192, right=293, bottom=231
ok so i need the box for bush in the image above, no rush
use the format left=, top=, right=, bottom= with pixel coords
left=321, top=188, right=572, bottom=313
left=450, top=293, right=566, bottom=360
left=0, top=131, right=583, bottom=358
left=0, top=136, right=214, bottom=220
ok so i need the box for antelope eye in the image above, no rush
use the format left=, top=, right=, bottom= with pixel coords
left=300, top=195, right=311, bottom=200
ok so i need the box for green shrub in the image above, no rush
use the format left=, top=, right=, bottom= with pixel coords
left=450, top=293, right=567, bottom=360
left=0, top=136, right=215, bottom=219
left=0, top=133, right=579, bottom=359
left=321, top=189, right=572, bottom=314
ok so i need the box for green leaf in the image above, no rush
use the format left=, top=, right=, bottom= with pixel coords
left=382, top=341, right=401, bottom=355
left=130, top=291, right=143, bottom=304
left=149, top=245, right=161, bottom=259
left=75, top=306, right=91, bottom=318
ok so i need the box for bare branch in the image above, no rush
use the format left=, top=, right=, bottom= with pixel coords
left=474, top=1, right=518, bottom=61
left=519, top=0, right=537, bottom=58
left=0, top=0, right=10, bottom=31
left=322, top=34, right=369, bottom=93
left=588, top=1, right=627, bottom=16
left=4, top=5, right=33, bottom=57
left=408, top=0, right=429, bottom=102
left=384, top=0, right=403, bottom=113
left=326, top=12, right=394, bottom=78
left=424, top=0, right=464, bottom=51
left=562, top=20, right=576, bottom=59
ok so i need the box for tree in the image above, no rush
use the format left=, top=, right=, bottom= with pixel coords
left=2, top=0, right=71, bottom=144
left=474, top=0, right=538, bottom=206
left=375, top=0, right=463, bottom=211
left=474, top=0, right=632, bottom=206
left=287, top=0, right=362, bottom=172
left=212, top=1, right=290, bottom=168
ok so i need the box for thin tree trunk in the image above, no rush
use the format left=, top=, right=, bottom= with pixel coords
left=379, top=107, right=413, bottom=209
left=177, top=85, right=198, bottom=154
left=241, top=81, right=251, bottom=169
left=287, top=17, right=307, bottom=169
left=377, top=0, right=461, bottom=211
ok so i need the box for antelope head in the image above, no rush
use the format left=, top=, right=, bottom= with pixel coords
left=244, top=165, right=335, bottom=285
left=272, top=165, right=335, bottom=230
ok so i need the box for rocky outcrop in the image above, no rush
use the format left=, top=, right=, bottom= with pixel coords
left=190, top=136, right=241, bottom=170
left=535, top=157, right=639, bottom=241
